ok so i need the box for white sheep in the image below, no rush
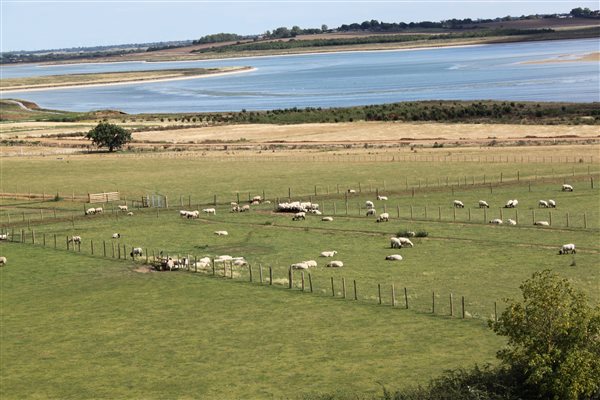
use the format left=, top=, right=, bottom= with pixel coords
left=118, top=205, right=128, bottom=212
left=112, top=233, right=121, bottom=239
left=309, top=210, right=323, bottom=215
left=390, top=237, right=402, bottom=249
left=292, top=212, right=306, bottom=221
left=68, top=235, right=82, bottom=244
left=534, top=221, right=550, bottom=226
left=365, top=200, right=374, bottom=208
left=504, top=199, right=518, bottom=208
left=0, top=234, right=9, bottom=241
left=548, top=199, right=556, bottom=208
left=453, top=200, right=465, bottom=208
left=127, top=212, right=134, bottom=216
left=321, top=216, right=334, bottom=222
left=291, top=262, right=309, bottom=270
left=85, top=208, right=96, bottom=215
left=478, top=200, right=489, bottom=208
left=405, top=231, right=416, bottom=237
left=366, top=209, right=376, bottom=216
left=199, top=257, right=212, bottom=264
left=130, top=247, right=143, bottom=257
left=347, top=189, right=356, bottom=194
left=188, top=210, right=200, bottom=219
left=240, top=205, right=251, bottom=212
left=95, top=207, right=103, bottom=214
left=215, top=255, right=233, bottom=261
left=233, top=259, right=248, bottom=267
left=303, top=260, right=318, bottom=268
left=252, top=195, right=262, bottom=203
left=397, top=237, right=414, bottom=247
left=558, top=243, right=576, bottom=255
left=562, top=184, right=574, bottom=192
left=0, top=256, right=7, bottom=266
left=320, top=251, right=337, bottom=257
left=203, top=208, right=216, bottom=215
left=376, top=212, right=389, bottom=223
left=214, top=230, right=229, bottom=236
left=507, top=219, right=517, bottom=225
left=538, top=200, right=549, bottom=208
left=377, top=195, right=388, bottom=201
left=386, top=254, right=403, bottom=261
left=326, top=260, right=344, bottom=268
left=180, top=210, right=190, bottom=218
left=489, top=219, right=503, bottom=224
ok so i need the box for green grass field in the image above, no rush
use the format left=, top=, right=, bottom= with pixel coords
left=1, top=154, right=599, bottom=399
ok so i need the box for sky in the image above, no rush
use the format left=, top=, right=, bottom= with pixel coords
left=1, top=1, right=598, bottom=51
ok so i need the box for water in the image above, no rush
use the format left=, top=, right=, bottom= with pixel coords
left=1, top=38, right=598, bottom=113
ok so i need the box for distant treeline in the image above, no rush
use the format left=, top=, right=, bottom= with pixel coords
left=193, top=28, right=555, bottom=54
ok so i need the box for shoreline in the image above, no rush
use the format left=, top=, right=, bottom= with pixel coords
left=0, top=67, right=256, bottom=93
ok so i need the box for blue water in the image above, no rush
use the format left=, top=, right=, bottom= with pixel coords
left=1, top=38, right=598, bottom=113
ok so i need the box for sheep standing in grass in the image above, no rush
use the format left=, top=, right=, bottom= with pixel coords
left=534, top=221, right=550, bottom=226
left=127, top=212, right=134, bottom=216
left=203, top=208, right=216, bottom=215
left=365, top=201, right=374, bottom=209
left=240, top=205, right=251, bottom=212
left=118, top=205, right=128, bottom=212
left=0, top=256, right=7, bottom=266
left=489, top=219, right=503, bottom=225
left=386, top=255, right=403, bottom=261
left=377, top=195, right=388, bottom=201
left=538, top=200, right=549, bottom=208
left=478, top=200, right=489, bottom=208
left=0, top=234, right=9, bottom=241
left=366, top=209, right=376, bottom=216
left=397, top=237, right=414, bottom=247
left=233, top=259, right=248, bottom=267
left=347, top=189, right=356, bottom=194
left=562, top=184, right=574, bottom=192
left=390, top=237, right=402, bottom=249
left=214, top=231, right=229, bottom=236
left=303, top=260, right=318, bottom=268
left=95, top=207, right=103, bottom=214
left=85, top=208, right=96, bottom=215
left=453, top=200, right=465, bottom=208
left=188, top=210, right=200, bottom=219
left=548, top=199, right=556, bottom=208
left=320, top=251, right=337, bottom=257
left=376, top=213, right=389, bottom=223
left=68, top=235, right=82, bottom=244
left=507, top=219, right=517, bottom=226
left=504, top=199, right=518, bottom=208
left=558, top=243, right=576, bottom=255
left=130, top=247, right=143, bottom=258
left=180, top=210, right=190, bottom=218
left=292, top=212, right=306, bottom=221
left=112, top=233, right=121, bottom=239
left=326, top=261, right=344, bottom=268
left=321, top=216, right=334, bottom=222
left=291, top=262, right=309, bottom=270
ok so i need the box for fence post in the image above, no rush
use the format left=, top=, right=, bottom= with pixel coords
left=453, top=207, right=456, bottom=222
left=54, top=234, right=57, bottom=249
left=331, top=277, right=335, bottom=297
left=438, top=207, right=441, bottom=221
left=301, top=271, right=305, bottom=291
left=462, top=296, right=466, bottom=319
left=404, top=287, right=409, bottom=309
left=342, top=278, right=346, bottom=299
left=432, top=291, right=435, bottom=314
left=584, top=213, right=587, bottom=229
left=378, top=284, right=382, bottom=305
left=450, top=293, right=454, bottom=317
left=549, top=211, right=552, bottom=226
left=103, top=241, right=106, bottom=257
left=32, top=230, right=35, bottom=245
left=269, top=267, right=273, bottom=285
left=494, top=302, right=498, bottom=322
left=212, top=259, right=216, bottom=276
left=410, top=206, right=413, bottom=220
left=353, top=280, right=358, bottom=300
left=397, top=205, right=400, bottom=218
left=308, top=273, right=313, bottom=293
left=91, top=240, right=94, bottom=255
left=259, top=264, right=263, bottom=284
left=391, top=284, right=396, bottom=307
left=249, top=264, right=253, bottom=282
left=288, top=267, right=293, bottom=289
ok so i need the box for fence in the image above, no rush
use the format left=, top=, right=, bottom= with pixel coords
left=88, top=192, right=120, bottom=203
left=2, top=235, right=505, bottom=322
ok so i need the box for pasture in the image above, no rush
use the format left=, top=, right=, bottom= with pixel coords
left=1, top=151, right=599, bottom=399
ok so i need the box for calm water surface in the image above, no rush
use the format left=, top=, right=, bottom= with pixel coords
left=2, top=38, right=598, bottom=112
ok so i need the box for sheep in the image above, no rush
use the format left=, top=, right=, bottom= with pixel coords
left=548, top=199, right=556, bottom=208
left=160, top=258, right=175, bottom=271
left=112, top=233, right=121, bottom=239
left=390, top=237, right=402, bottom=249
left=199, top=257, right=212, bottom=264
left=377, top=195, right=388, bottom=201
left=562, top=184, right=574, bottom=192
left=376, top=212, right=389, bottom=223
left=453, top=200, right=465, bottom=208
left=309, top=210, right=322, bottom=215
left=397, top=237, right=414, bottom=247
left=347, top=189, right=356, bottom=194
left=187, top=210, right=200, bottom=219
left=320, top=251, right=337, bottom=257
left=130, top=247, right=143, bottom=257
left=386, top=254, right=403, bottom=261
left=264, top=200, right=271, bottom=205
left=85, top=208, right=96, bottom=215
left=0, top=256, right=7, bottom=266
left=230, top=205, right=241, bottom=212
left=127, top=211, right=134, bottom=216
left=240, top=205, right=251, bottom=212
left=504, top=199, right=518, bottom=208
left=233, top=259, right=248, bottom=267
left=180, top=210, right=189, bottom=218
left=365, top=200, right=374, bottom=208
left=0, top=234, right=9, bottom=241
left=321, top=216, right=334, bottom=222
left=507, top=219, right=517, bottom=225
left=534, top=221, right=550, bottom=226
left=94, top=207, right=103, bottom=214
left=406, top=231, right=416, bottom=237
left=68, top=235, right=82, bottom=244
left=292, top=212, right=306, bottom=221
left=118, top=205, right=128, bottom=212
left=489, top=219, right=503, bottom=224
left=558, top=243, right=576, bottom=255
left=538, top=200, right=549, bottom=208
left=291, top=262, right=309, bottom=270
left=230, top=202, right=238, bottom=206
left=203, top=208, right=216, bottom=215
left=366, top=209, right=376, bottom=216
left=215, top=255, right=233, bottom=261
left=303, top=260, right=318, bottom=268
left=326, top=260, right=344, bottom=268
left=214, top=230, right=229, bottom=236
left=252, top=195, right=262, bottom=203
left=478, top=200, right=489, bottom=208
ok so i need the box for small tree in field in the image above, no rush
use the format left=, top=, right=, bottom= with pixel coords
left=86, top=122, right=131, bottom=152
left=490, top=270, right=600, bottom=400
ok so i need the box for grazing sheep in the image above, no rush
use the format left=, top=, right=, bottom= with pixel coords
left=203, top=208, right=216, bottom=215
left=292, top=212, right=306, bottom=221
left=534, top=221, right=550, bottom=226
left=507, top=219, right=517, bottom=225
left=180, top=210, right=190, bottom=218
left=94, top=207, right=103, bottom=214
left=562, top=184, right=574, bottom=192
left=112, top=233, right=121, bottom=239
left=215, top=255, right=233, bottom=261
left=453, top=200, right=465, bottom=208
left=68, top=235, right=82, bottom=244
left=252, top=195, right=262, bottom=203
left=303, top=260, right=318, bottom=268
left=130, top=247, right=143, bottom=257
left=214, top=230, right=229, bottom=236
left=365, top=201, right=374, bottom=209
left=233, top=259, right=248, bottom=267
left=386, top=254, right=403, bottom=261
left=489, top=219, right=503, bottom=225
left=187, top=210, right=200, bottom=219
left=405, top=231, right=416, bottom=237
left=376, top=212, right=389, bottom=223
left=0, top=234, right=9, bottom=241
left=538, top=200, right=549, bottom=208
left=390, top=237, right=402, bottom=249
left=85, top=208, right=96, bottom=215
left=347, top=189, right=356, bottom=194
left=320, top=251, right=337, bottom=257
left=558, top=243, right=576, bottom=255
left=366, top=208, right=376, bottom=216
left=321, top=216, right=334, bottom=222
left=478, top=200, right=490, bottom=208
left=309, top=209, right=322, bottom=215
left=397, top=237, right=414, bottom=247
left=326, top=260, right=344, bottom=268
left=118, top=205, right=128, bottom=212
left=504, top=199, right=518, bottom=208
left=127, top=212, right=134, bottom=216
left=291, top=262, right=309, bottom=270
left=548, top=199, right=556, bottom=208
left=0, top=256, right=7, bottom=266
left=230, top=205, right=241, bottom=212
left=377, top=195, right=388, bottom=201
left=240, top=205, right=251, bottom=212
left=264, top=200, right=271, bottom=204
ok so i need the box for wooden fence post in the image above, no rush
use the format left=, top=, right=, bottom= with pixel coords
left=462, top=296, right=466, bottom=319
left=450, top=293, right=454, bottom=317
left=32, top=230, right=35, bottom=245
left=91, top=240, right=94, bottom=255
left=103, top=241, right=106, bottom=257
left=259, top=264, right=263, bottom=284
left=308, top=273, right=313, bottom=293
left=288, top=267, right=293, bottom=289
left=391, top=284, right=396, bottom=307
left=301, top=271, right=305, bottom=291
left=404, top=287, right=409, bottom=309
left=584, top=213, right=587, bottom=229
left=378, top=284, right=382, bottom=304
left=353, top=280, right=358, bottom=300
left=249, top=265, right=253, bottom=282
left=331, top=277, right=335, bottom=297
left=54, top=234, right=57, bottom=249
left=432, top=291, right=435, bottom=314
left=494, top=302, right=498, bottom=322
left=269, top=267, right=273, bottom=285
left=342, top=278, right=346, bottom=299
